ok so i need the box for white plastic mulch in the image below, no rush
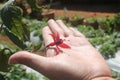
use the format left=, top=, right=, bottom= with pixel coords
left=107, top=50, right=120, bottom=73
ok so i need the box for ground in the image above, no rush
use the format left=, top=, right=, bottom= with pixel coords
left=51, top=1, right=119, bottom=18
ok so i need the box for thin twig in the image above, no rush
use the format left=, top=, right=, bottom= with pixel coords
left=0, top=24, right=3, bottom=33
left=0, top=48, right=13, bottom=55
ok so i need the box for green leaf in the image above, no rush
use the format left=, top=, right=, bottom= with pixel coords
left=3, top=27, right=26, bottom=49
left=0, top=48, right=12, bottom=72
left=0, top=0, right=30, bottom=41
left=0, top=0, right=23, bottom=29
left=0, top=51, right=10, bottom=72
left=26, top=0, right=41, bottom=10
left=99, top=43, right=117, bottom=58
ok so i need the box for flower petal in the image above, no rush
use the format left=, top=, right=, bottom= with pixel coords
left=59, top=43, right=71, bottom=48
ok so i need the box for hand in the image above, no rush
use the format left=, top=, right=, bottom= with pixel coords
left=9, top=19, right=114, bottom=80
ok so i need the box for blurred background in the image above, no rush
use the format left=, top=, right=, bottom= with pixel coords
left=0, top=0, right=120, bottom=80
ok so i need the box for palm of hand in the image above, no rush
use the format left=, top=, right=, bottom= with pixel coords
left=45, top=35, right=111, bottom=80
left=9, top=19, right=112, bottom=80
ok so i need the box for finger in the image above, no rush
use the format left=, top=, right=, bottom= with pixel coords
left=69, top=27, right=85, bottom=37
left=42, top=26, right=53, bottom=46
left=47, top=19, right=64, bottom=37
left=56, top=20, right=73, bottom=37
left=9, top=51, right=52, bottom=74
left=42, top=26, right=56, bottom=56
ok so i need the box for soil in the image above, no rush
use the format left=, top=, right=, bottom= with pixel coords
left=0, top=36, right=14, bottom=45
left=0, top=36, right=18, bottom=48
left=51, top=1, right=120, bottom=18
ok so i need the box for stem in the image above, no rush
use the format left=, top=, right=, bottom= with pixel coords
left=47, top=0, right=53, bottom=12
left=0, top=48, right=13, bottom=55
left=0, top=24, right=3, bottom=33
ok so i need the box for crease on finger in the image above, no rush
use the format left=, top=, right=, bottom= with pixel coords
left=42, top=26, right=57, bottom=57
left=45, top=47, right=56, bottom=57
left=42, top=26, right=53, bottom=46
left=47, top=19, right=64, bottom=37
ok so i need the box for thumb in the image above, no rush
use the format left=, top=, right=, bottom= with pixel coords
left=9, top=51, right=52, bottom=74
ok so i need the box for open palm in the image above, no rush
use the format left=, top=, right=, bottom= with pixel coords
left=9, top=19, right=113, bottom=80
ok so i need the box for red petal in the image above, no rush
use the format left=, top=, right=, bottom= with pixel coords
left=46, top=42, right=55, bottom=47
left=59, top=43, right=71, bottom=48
left=55, top=46, right=60, bottom=55
left=49, top=32, right=60, bottom=41
left=56, top=32, right=60, bottom=40
left=49, top=34, right=56, bottom=41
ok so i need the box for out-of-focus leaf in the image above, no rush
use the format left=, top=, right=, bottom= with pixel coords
left=26, top=0, right=41, bottom=10
left=0, top=48, right=11, bottom=72
left=0, top=0, right=22, bottom=29
left=0, top=54, right=10, bottom=72
left=0, top=43, right=19, bottom=72
left=0, top=0, right=30, bottom=41
left=3, top=27, right=26, bottom=49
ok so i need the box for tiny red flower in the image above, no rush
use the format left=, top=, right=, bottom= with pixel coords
left=46, top=32, right=71, bottom=55
left=93, top=13, right=97, bottom=16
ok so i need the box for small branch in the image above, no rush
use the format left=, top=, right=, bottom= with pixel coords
left=0, top=24, right=4, bottom=33
left=0, top=48, right=13, bottom=55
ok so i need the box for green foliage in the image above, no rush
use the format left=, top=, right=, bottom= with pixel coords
left=77, top=25, right=105, bottom=38
left=113, top=13, right=120, bottom=26
left=3, top=27, right=27, bottom=49
left=0, top=49, right=11, bottom=72
left=112, top=32, right=120, bottom=39
left=112, top=70, right=120, bottom=79
left=26, top=0, right=41, bottom=11
left=0, top=0, right=30, bottom=41
left=99, top=43, right=117, bottom=58
left=112, top=32, right=120, bottom=50
left=89, top=37, right=109, bottom=46
left=99, top=18, right=114, bottom=34
left=0, top=43, right=43, bottom=80
left=0, top=1, right=46, bottom=79
left=0, top=65, right=39, bottom=80
left=0, top=42, right=19, bottom=72
left=21, top=18, right=47, bottom=50
left=0, top=0, right=22, bottom=29
left=114, top=38, right=120, bottom=48
left=0, top=0, right=30, bottom=49
left=26, top=0, right=42, bottom=18
left=76, top=20, right=120, bottom=59
left=84, top=17, right=97, bottom=23
left=77, top=25, right=95, bottom=37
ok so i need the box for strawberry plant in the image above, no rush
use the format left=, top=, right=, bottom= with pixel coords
left=0, top=0, right=47, bottom=80
left=0, top=42, right=18, bottom=72
left=89, top=37, right=109, bottom=47
left=0, top=0, right=44, bottom=50
left=0, top=0, right=29, bottom=49
left=113, top=13, right=120, bottom=31
left=0, top=43, right=39, bottom=80
left=0, top=64, right=39, bottom=80
left=99, top=43, right=117, bottom=58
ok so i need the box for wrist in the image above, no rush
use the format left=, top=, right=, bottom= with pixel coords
left=92, top=77, right=116, bottom=80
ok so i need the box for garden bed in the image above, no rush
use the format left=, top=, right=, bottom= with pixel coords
left=0, top=0, right=120, bottom=80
